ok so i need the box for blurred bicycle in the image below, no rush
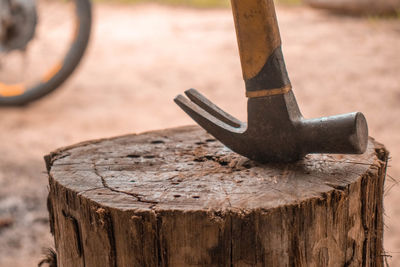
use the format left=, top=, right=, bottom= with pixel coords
left=0, top=0, right=91, bottom=105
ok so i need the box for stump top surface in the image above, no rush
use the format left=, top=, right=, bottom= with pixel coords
left=47, top=126, right=384, bottom=211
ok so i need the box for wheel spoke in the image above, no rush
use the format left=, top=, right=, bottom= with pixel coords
left=0, top=53, right=5, bottom=69
left=0, top=0, right=91, bottom=104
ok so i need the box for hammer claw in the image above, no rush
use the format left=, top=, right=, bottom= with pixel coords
left=174, top=94, right=245, bottom=135
left=184, top=89, right=242, bottom=128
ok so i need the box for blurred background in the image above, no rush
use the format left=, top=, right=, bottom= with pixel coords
left=0, top=0, right=399, bottom=265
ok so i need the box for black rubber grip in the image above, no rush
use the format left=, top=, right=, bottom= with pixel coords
left=245, top=46, right=291, bottom=92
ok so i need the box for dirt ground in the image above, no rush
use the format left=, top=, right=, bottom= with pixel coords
left=0, top=3, right=399, bottom=266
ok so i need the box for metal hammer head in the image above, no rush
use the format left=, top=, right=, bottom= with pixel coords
left=174, top=89, right=368, bottom=163
left=174, top=0, right=368, bottom=163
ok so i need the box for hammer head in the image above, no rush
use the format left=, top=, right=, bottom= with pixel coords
left=174, top=89, right=368, bottom=163
left=175, top=0, right=368, bottom=163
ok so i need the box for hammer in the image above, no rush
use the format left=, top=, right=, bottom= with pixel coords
left=174, top=0, right=368, bottom=163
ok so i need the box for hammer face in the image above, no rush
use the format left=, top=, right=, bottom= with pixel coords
left=300, top=112, right=368, bottom=155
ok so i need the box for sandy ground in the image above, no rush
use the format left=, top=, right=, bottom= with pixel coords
left=0, top=3, right=399, bottom=266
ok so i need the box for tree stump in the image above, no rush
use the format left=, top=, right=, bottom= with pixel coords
left=45, top=126, right=388, bottom=267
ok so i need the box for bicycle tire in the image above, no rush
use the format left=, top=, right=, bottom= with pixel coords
left=0, top=0, right=92, bottom=106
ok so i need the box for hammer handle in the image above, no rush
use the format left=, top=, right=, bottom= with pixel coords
left=231, top=0, right=291, bottom=97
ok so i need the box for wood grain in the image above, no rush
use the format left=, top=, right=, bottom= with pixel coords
left=46, top=126, right=387, bottom=266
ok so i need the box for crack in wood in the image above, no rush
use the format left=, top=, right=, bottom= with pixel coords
left=62, top=210, right=84, bottom=261
left=100, top=209, right=117, bottom=267
left=344, top=240, right=356, bottom=267
left=45, top=127, right=387, bottom=266
left=78, top=187, right=105, bottom=195
left=92, top=163, right=159, bottom=205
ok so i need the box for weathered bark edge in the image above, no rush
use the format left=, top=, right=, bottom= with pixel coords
left=46, top=126, right=388, bottom=266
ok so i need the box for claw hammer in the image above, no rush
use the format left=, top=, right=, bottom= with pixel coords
left=175, top=0, right=368, bottom=163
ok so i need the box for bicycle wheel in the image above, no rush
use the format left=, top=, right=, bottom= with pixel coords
left=0, top=0, right=91, bottom=106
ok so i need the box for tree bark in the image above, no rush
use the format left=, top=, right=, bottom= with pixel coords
left=45, top=126, right=388, bottom=267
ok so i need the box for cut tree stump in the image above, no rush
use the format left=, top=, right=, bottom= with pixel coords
left=45, top=126, right=388, bottom=267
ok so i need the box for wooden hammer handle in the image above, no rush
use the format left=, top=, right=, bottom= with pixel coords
left=231, top=0, right=291, bottom=97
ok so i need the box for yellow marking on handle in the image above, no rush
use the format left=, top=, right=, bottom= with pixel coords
left=0, top=82, right=26, bottom=97
left=42, top=62, right=62, bottom=83
left=246, top=85, right=291, bottom=98
left=231, top=0, right=282, bottom=80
